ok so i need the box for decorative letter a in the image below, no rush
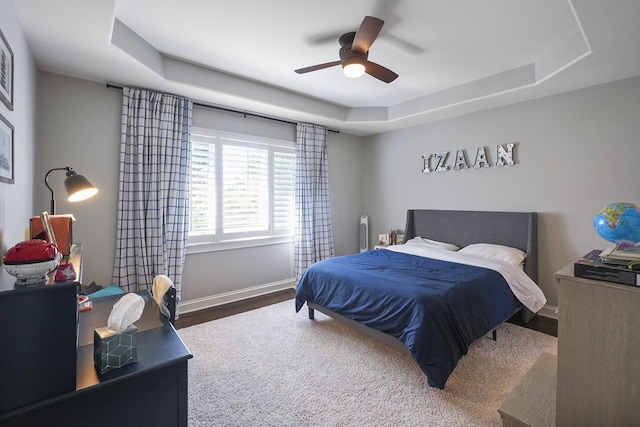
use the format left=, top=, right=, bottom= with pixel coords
left=473, top=147, right=490, bottom=169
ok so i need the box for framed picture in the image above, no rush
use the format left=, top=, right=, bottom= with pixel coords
left=0, top=112, right=14, bottom=184
left=378, top=233, right=389, bottom=246
left=0, top=27, right=14, bottom=111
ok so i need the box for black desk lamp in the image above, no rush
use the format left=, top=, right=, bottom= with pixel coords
left=44, top=167, right=98, bottom=214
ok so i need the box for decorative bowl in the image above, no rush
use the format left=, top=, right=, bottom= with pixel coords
left=3, top=240, right=62, bottom=286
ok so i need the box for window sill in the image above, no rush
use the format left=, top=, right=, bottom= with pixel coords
left=186, top=235, right=294, bottom=255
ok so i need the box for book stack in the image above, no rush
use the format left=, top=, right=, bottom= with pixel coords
left=574, top=245, right=640, bottom=287
left=599, top=242, right=640, bottom=262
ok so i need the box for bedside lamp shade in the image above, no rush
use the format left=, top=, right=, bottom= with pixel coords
left=45, top=167, right=98, bottom=214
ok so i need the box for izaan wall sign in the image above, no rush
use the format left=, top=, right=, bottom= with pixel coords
left=422, top=143, right=516, bottom=174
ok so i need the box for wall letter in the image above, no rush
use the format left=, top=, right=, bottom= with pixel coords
left=435, top=151, right=449, bottom=172
left=453, top=150, right=469, bottom=170
left=496, top=143, right=515, bottom=166
left=473, top=147, right=490, bottom=169
left=421, top=154, right=432, bottom=173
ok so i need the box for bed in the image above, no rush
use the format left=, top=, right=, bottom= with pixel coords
left=294, top=209, right=546, bottom=389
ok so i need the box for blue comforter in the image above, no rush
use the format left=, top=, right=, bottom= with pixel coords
left=295, top=249, right=519, bottom=388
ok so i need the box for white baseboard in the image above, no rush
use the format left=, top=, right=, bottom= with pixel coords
left=179, top=279, right=296, bottom=314
left=179, top=280, right=560, bottom=322
left=537, top=304, right=559, bottom=320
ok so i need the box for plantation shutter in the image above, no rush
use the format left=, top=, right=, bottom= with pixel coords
left=222, top=143, right=269, bottom=235
left=188, top=128, right=295, bottom=245
left=190, top=138, right=216, bottom=233
left=273, top=151, right=295, bottom=235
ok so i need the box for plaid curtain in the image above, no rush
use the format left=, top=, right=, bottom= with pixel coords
left=113, top=87, right=192, bottom=312
left=294, top=123, right=335, bottom=280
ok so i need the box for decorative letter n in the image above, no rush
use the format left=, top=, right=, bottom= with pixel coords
left=496, top=143, right=515, bottom=166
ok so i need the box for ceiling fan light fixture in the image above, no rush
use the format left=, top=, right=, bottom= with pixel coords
left=343, top=60, right=366, bottom=78
left=296, top=16, right=397, bottom=83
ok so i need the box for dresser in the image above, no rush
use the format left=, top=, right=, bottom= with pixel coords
left=498, top=264, right=640, bottom=426
left=554, top=264, right=640, bottom=426
left=0, top=245, right=82, bottom=414
left=0, top=246, right=192, bottom=426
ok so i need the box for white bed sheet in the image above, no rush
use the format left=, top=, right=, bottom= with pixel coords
left=384, top=245, right=547, bottom=313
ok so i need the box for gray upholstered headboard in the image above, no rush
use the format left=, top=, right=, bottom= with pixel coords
left=403, top=209, right=538, bottom=283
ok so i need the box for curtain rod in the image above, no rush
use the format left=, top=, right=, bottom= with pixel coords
left=106, top=83, right=339, bottom=133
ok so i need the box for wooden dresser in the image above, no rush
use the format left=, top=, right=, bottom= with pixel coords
left=554, top=264, right=640, bottom=426
left=499, top=264, right=640, bottom=426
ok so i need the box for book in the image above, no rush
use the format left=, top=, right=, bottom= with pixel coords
left=600, top=256, right=635, bottom=267
left=600, top=242, right=640, bottom=261
left=574, top=249, right=640, bottom=287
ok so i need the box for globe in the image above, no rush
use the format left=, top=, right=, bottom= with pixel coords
left=593, top=202, right=640, bottom=244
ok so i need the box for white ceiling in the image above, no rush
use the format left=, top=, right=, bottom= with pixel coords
left=11, top=0, right=640, bottom=136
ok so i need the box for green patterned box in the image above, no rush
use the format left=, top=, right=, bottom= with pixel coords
left=94, top=325, right=138, bottom=374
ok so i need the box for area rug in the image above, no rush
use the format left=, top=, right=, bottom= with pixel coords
left=178, top=301, right=557, bottom=426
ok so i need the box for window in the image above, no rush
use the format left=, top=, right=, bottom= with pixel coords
left=188, top=128, right=295, bottom=250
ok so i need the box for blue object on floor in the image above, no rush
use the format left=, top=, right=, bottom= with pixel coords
left=89, top=284, right=125, bottom=299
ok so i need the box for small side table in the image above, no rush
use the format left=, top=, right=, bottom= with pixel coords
left=498, top=352, right=557, bottom=427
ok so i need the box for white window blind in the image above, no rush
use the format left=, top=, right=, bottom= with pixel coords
left=222, top=144, right=269, bottom=235
left=190, top=138, right=216, bottom=234
left=188, top=128, right=295, bottom=248
left=273, top=151, right=296, bottom=234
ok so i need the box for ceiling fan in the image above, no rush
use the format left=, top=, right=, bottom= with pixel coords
left=295, top=16, right=399, bottom=83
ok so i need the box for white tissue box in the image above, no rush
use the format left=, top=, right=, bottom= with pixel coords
left=94, top=325, right=138, bottom=374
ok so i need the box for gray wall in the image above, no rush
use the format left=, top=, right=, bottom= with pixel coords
left=362, top=75, right=640, bottom=313
left=0, top=0, right=38, bottom=253
left=18, top=70, right=640, bottom=315
left=34, top=73, right=122, bottom=287
left=34, top=72, right=364, bottom=311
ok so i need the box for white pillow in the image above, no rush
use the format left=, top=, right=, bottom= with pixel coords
left=405, top=237, right=459, bottom=252
left=458, top=243, right=526, bottom=266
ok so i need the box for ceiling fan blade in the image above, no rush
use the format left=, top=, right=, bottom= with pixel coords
left=364, top=61, right=398, bottom=83
left=295, top=61, right=341, bottom=74
left=352, top=16, right=384, bottom=54
left=306, top=30, right=348, bottom=46
left=383, top=33, right=424, bottom=54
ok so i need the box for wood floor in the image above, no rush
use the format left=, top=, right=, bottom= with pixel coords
left=174, top=288, right=296, bottom=329
left=175, top=288, right=558, bottom=337
left=507, top=310, right=557, bottom=337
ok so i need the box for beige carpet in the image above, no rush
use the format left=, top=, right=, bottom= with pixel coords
left=178, top=301, right=557, bottom=426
